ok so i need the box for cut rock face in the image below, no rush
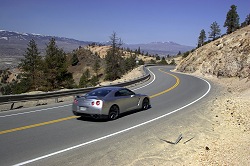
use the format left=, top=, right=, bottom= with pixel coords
left=176, top=25, right=250, bottom=79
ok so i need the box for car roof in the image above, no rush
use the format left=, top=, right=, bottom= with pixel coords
left=96, top=86, right=124, bottom=91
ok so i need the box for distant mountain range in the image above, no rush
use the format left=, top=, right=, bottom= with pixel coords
left=0, top=30, right=92, bottom=58
left=0, top=30, right=194, bottom=57
left=123, top=42, right=194, bottom=56
left=0, top=30, right=194, bottom=69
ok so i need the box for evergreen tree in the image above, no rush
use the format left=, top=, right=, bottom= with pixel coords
left=1, top=84, right=12, bottom=95
left=245, top=14, right=250, bottom=25
left=155, top=55, right=161, bottom=60
left=209, top=21, right=221, bottom=40
left=125, top=54, right=136, bottom=71
left=224, top=5, right=240, bottom=34
left=79, top=69, right=90, bottom=88
left=11, top=78, right=30, bottom=94
left=71, top=53, right=79, bottom=66
left=177, top=51, right=181, bottom=55
left=241, top=14, right=250, bottom=27
left=170, top=59, right=176, bottom=65
left=105, top=32, right=124, bottom=80
left=138, top=47, right=141, bottom=54
left=159, top=57, right=167, bottom=65
left=44, top=38, right=74, bottom=90
left=85, top=68, right=90, bottom=79
left=198, top=29, right=206, bottom=47
left=19, top=39, right=43, bottom=90
left=138, top=59, right=144, bottom=65
left=89, top=76, right=99, bottom=86
left=93, top=59, right=100, bottom=76
left=183, top=51, right=190, bottom=58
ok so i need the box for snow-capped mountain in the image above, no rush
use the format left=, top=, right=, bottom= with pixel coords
left=0, top=30, right=92, bottom=57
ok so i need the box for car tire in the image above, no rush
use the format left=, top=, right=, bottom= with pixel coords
left=142, top=98, right=150, bottom=110
left=108, top=105, right=120, bottom=120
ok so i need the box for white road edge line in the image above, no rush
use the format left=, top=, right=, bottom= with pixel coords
left=0, top=104, right=72, bottom=118
left=131, top=66, right=156, bottom=91
left=14, top=70, right=211, bottom=166
left=0, top=67, right=156, bottom=118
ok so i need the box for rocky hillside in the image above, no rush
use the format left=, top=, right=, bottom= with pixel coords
left=67, top=45, right=156, bottom=84
left=176, top=25, right=250, bottom=79
left=67, top=48, right=105, bottom=84
left=87, top=45, right=155, bottom=62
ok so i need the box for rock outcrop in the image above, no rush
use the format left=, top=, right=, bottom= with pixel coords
left=176, top=25, right=250, bottom=79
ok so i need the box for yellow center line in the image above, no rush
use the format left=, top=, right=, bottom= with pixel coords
left=0, top=116, right=78, bottom=135
left=150, top=68, right=180, bottom=98
left=0, top=68, right=180, bottom=135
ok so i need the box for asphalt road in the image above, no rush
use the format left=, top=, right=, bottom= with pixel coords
left=0, top=66, right=211, bottom=166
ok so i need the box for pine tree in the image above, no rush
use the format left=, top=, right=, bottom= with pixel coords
left=44, top=38, right=74, bottom=90
left=19, top=39, right=43, bottom=90
left=198, top=29, right=206, bottom=47
left=71, top=53, right=79, bottom=66
left=241, top=14, right=250, bottom=27
left=93, top=59, right=100, bottom=76
left=159, top=57, right=167, bottom=65
left=156, top=55, right=161, bottom=60
left=224, top=5, right=240, bottom=34
left=209, top=21, right=221, bottom=40
left=170, top=59, right=176, bottom=65
left=125, top=54, right=136, bottom=71
left=138, top=59, right=144, bottom=65
left=245, top=14, right=250, bottom=25
left=105, top=32, right=124, bottom=80
left=79, top=69, right=90, bottom=88
left=89, top=76, right=99, bottom=86
left=138, top=47, right=141, bottom=54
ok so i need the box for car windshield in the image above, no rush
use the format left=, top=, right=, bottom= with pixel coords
left=86, top=89, right=112, bottom=97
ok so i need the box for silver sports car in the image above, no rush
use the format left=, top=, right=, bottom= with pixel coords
left=72, top=86, right=150, bottom=120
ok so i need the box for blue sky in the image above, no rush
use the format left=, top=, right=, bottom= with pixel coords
left=0, top=0, right=249, bottom=46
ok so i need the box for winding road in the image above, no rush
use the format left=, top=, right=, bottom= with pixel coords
left=0, top=66, right=211, bottom=166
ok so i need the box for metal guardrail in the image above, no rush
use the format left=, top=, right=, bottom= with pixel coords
left=0, top=65, right=151, bottom=104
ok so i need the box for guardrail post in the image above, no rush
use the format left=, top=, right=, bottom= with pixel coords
left=10, top=103, right=15, bottom=110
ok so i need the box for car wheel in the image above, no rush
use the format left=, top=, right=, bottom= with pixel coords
left=142, top=98, right=149, bottom=110
left=108, top=105, right=120, bottom=120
